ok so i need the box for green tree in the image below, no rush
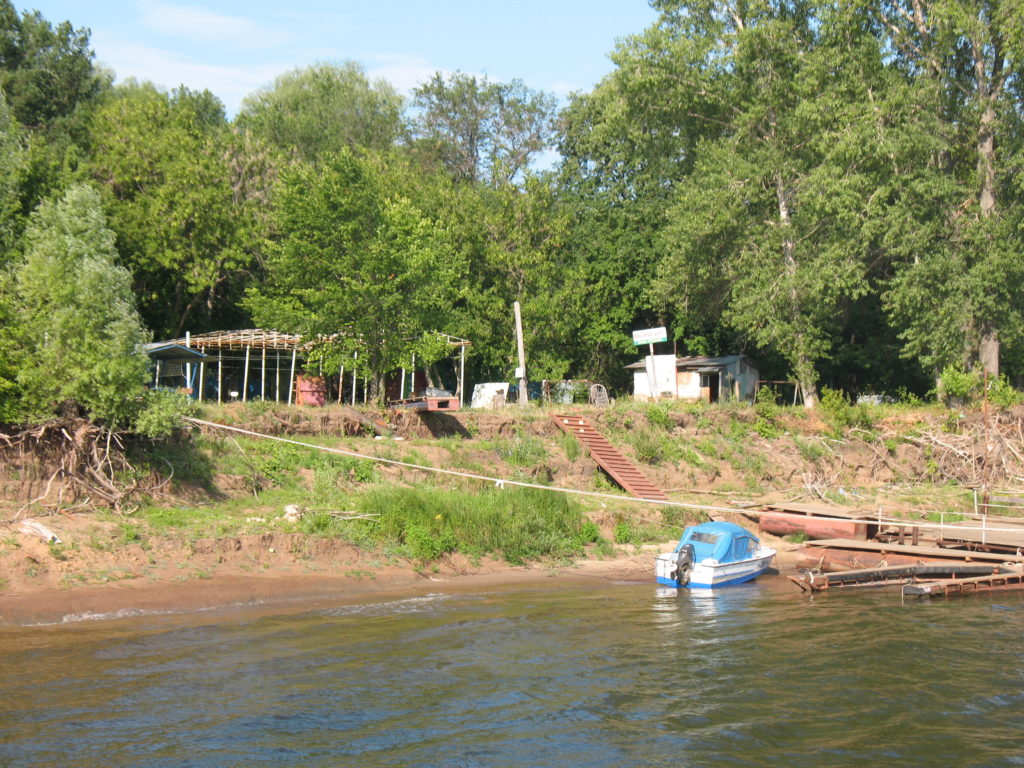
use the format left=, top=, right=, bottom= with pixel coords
left=246, top=150, right=463, bottom=400
left=0, top=1, right=106, bottom=130
left=237, top=61, right=405, bottom=163
left=12, top=184, right=150, bottom=423
left=0, top=90, right=26, bottom=257
left=412, top=72, right=556, bottom=186
left=88, top=82, right=272, bottom=337
left=878, top=0, right=1024, bottom=377
left=573, top=0, right=920, bottom=406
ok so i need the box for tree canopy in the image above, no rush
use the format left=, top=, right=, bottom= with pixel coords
left=0, top=0, right=1022, bottom=420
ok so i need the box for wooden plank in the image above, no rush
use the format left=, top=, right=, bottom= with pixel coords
left=801, top=538, right=1024, bottom=562
left=762, top=501, right=873, bottom=520
left=552, top=414, right=668, bottom=501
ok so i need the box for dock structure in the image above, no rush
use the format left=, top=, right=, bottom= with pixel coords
left=789, top=563, right=1015, bottom=593
left=902, top=570, right=1024, bottom=596
left=760, top=499, right=1024, bottom=553
left=758, top=501, right=878, bottom=541
left=551, top=414, right=668, bottom=501
left=794, top=538, right=1024, bottom=572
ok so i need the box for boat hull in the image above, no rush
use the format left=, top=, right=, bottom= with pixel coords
left=655, top=550, right=776, bottom=589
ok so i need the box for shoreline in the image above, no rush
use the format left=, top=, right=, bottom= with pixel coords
left=0, top=543, right=802, bottom=627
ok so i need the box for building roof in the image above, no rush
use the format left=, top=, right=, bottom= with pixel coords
left=625, top=354, right=755, bottom=371
left=143, top=343, right=208, bottom=361
left=151, top=329, right=473, bottom=352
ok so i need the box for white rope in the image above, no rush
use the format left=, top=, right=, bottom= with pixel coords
left=184, top=417, right=1024, bottom=536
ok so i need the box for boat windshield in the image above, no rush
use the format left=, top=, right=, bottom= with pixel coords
left=689, top=532, right=720, bottom=545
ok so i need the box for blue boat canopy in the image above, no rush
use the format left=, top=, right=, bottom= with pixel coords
left=674, top=521, right=759, bottom=563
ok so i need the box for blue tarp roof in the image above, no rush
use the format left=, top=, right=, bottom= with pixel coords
left=674, top=521, right=760, bottom=563
left=144, top=344, right=207, bottom=361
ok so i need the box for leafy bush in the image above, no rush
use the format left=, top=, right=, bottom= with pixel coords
left=133, top=391, right=199, bottom=438
left=579, top=520, right=601, bottom=543
left=819, top=387, right=874, bottom=434
left=937, top=365, right=1023, bottom=409
left=646, top=404, right=674, bottom=431
left=404, top=524, right=458, bottom=561
left=937, top=365, right=981, bottom=405
left=988, top=376, right=1024, bottom=408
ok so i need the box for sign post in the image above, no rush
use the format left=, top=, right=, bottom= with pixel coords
left=514, top=301, right=528, bottom=406
left=632, top=327, right=668, bottom=401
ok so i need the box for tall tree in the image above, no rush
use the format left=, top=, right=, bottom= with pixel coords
left=89, top=82, right=273, bottom=337
left=12, top=184, right=149, bottom=423
left=642, top=1, right=915, bottom=405
left=0, top=90, right=25, bottom=257
left=878, top=0, right=1024, bottom=376
left=237, top=61, right=405, bottom=163
left=412, top=72, right=556, bottom=186
left=246, top=150, right=463, bottom=399
left=0, top=0, right=105, bottom=130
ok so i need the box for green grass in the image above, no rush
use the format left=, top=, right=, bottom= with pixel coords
left=339, top=485, right=590, bottom=565
left=627, top=426, right=683, bottom=465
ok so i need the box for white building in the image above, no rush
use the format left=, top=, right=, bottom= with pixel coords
left=627, top=354, right=760, bottom=403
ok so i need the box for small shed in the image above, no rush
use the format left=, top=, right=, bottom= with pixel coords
left=627, top=354, right=759, bottom=403
left=143, top=343, right=207, bottom=393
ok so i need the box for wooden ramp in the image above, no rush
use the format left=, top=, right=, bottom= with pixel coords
left=552, top=414, right=668, bottom=501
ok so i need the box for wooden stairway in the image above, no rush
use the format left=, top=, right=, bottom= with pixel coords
left=552, top=414, right=668, bottom=501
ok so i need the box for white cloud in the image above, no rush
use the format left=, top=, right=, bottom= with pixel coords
left=139, top=2, right=294, bottom=48
left=92, top=31, right=284, bottom=115
left=363, top=53, right=447, bottom=94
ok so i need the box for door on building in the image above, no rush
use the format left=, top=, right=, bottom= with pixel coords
left=700, top=372, right=720, bottom=403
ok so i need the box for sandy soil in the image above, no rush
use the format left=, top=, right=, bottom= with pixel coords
left=0, top=524, right=802, bottom=627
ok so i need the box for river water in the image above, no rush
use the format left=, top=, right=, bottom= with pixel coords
left=2, top=580, right=1023, bottom=767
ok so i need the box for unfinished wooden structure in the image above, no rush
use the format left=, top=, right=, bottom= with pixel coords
left=150, top=329, right=472, bottom=407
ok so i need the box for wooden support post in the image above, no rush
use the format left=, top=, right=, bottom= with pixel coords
left=351, top=352, right=357, bottom=406
left=185, top=331, right=192, bottom=396
left=217, top=350, right=222, bottom=403
left=275, top=351, right=281, bottom=402
left=287, top=348, right=297, bottom=405
left=411, top=353, right=416, bottom=397
left=261, top=347, right=266, bottom=401
left=459, top=345, right=465, bottom=408
left=198, top=346, right=205, bottom=403
left=338, top=366, right=344, bottom=403
left=400, top=367, right=406, bottom=399
left=242, top=345, right=251, bottom=402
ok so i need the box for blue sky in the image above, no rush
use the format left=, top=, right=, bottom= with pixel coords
left=21, top=1, right=658, bottom=116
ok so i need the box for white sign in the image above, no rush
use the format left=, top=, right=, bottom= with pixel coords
left=632, top=326, right=668, bottom=346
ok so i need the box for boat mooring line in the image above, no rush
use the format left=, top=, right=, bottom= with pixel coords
left=183, top=417, right=1024, bottom=537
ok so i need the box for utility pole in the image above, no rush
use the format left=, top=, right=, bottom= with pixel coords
left=514, top=301, right=527, bottom=406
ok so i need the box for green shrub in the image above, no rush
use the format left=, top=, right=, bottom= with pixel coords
left=819, top=387, right=874, bottom=434
left=936, top=365, right=1022, bottom=409
left=988, top=376, right=1024, bottom=408
left=938, top=365, right=980, bottom=405
left=628, top=426, right=683, bottom=465
left=404, top=524, right=458, bottom=562
left=133, top=391, right=199, bottom=438
left=646, top=404, right=674, bottom=432
left=580, top=520, right=601, bottom=543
